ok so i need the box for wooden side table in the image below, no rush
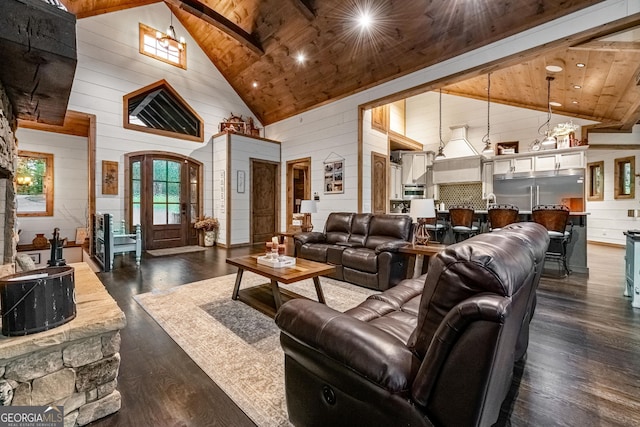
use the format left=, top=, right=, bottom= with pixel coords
left=398, top=243, right=447, bottom=278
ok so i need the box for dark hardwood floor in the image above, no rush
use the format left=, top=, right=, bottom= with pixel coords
left=89, top=243, right=640, bottom=427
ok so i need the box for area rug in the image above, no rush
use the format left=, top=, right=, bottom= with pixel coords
left=134, top=272, right=376, bottom=426
left=146, top=245, right=206, bottom=256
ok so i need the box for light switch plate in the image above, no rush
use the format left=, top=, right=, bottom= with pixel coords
left=293, top=219, right=302, bottom=226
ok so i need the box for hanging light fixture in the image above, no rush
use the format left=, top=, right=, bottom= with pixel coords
left=540, top=76, right=557, bottom=148
left=481, top=73, right=494, bottom=155
left=435, top=89, right=446, bottom=159
left=156, top=11, right=185, bottom=51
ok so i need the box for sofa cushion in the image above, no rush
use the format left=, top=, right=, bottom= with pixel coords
left=326, top=245, right=346, bottom=265
left=342, top=247, right=378, bottom=273
left=348, top=213, right=371, bottom=246
left=299, top=243, right=332, bottom=263
left=325, top=212, right=354, bottom=244
left=365, top=214, right=412, bottom=249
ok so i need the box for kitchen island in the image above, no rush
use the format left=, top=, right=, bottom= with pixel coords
left=434, top=210, right=589, bottom=274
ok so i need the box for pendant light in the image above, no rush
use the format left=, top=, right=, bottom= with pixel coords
left=539, top=76, right=557, bottom=148
left=481, top=73, right=494, bottom=155
left=156, top=11, right=185, bottom=51
left=435, top=89, right=446, bottom=159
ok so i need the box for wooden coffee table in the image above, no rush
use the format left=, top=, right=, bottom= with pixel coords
left=226, top=255, right=336, bottom=317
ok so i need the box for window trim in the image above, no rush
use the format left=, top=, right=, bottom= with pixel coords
left=139, top=23, right=187, bottom=70
left=587, top=160, right=604, bottom=202
left=614, top=156, right=635, bottom=200
left=123, top=79, right=204, bottom=142
left=16, top=150, right=54, bottom=217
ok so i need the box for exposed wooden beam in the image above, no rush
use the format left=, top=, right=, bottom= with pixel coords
left=18, top=110, right=90, bottom=137
left=165, top=0, right=263, bottom=55
left=569, top=41, right=640, bottom=51
left=291, top=0, right=315, bottom=20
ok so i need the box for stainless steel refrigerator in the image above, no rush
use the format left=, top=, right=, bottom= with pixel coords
left=493, top=169, right=585, bottom=212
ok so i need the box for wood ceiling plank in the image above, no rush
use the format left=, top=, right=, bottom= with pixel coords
left=166, top=0, right=264, bottom=55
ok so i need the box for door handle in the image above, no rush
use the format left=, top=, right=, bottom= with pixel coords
left=181, top=203, right=187, bottom=215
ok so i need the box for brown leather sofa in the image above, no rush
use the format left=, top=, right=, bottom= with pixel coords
left=276, top=222, right=549, bottom=427
left=293, top=212, right=413, bottom=290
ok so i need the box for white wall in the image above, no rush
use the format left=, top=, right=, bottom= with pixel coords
left=15, top=128, right=88, bottom=245
left=266, top=0, right=638, bottom=234
left=586, top=126, right=640, bottom=245
left=68, top=3, right=259, bottom=223
left=230, top=135, right=280, bottom=245
left=405, top=92, right=594, bottom=154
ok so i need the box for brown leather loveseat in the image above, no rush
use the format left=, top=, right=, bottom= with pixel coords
left=276, top=222, right=549, bottom=427
left=294, top=212, right=413, bottom=290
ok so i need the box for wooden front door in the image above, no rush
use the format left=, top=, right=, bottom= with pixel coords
left=372, top=152, right=388, bottom=214
left=129, top=153, right=201, bottom=250
left=251, top=160, right=279, bottom=244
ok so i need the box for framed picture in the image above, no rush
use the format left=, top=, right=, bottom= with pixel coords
left=324, top=160, right=344, bottom=194
left=28, top=253, right=41, bottom=264
left=102, top=160, right=118, bottom=195
left=237, top=170, right=245, bottom=193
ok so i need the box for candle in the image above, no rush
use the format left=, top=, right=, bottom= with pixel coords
left=272, top=236, right=279, bottom=245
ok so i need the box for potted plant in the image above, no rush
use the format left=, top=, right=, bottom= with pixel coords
left=194, top=216, right=220, bottom=247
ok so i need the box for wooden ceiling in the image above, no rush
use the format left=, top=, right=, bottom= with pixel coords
left=58, top=0, right=640, bottom=129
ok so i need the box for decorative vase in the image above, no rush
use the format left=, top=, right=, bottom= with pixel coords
left=204, top=231, right=216, bottom=247
left=32, top=233, right=48, bottom=249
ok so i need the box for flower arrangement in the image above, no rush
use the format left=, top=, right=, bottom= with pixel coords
left=194, top=216, right=219, bottom=232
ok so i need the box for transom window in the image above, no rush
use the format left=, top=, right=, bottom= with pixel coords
left=139, top=23, right=186, bottom=69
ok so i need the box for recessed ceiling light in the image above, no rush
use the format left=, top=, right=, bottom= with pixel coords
left=573, top=84, right=582, bottom=89
left=545, top=65, right=563, bottom=73
left=296, top=53, right=306, bottom=64
left=358, top=11, right=373, bottom=29
left=572, top=100, right=579, bottom=104
left=576, top=62, right=586, bottom=68
left=252, top=81, right=258, bottom=88
left=549, top=101, right=562, bottom=107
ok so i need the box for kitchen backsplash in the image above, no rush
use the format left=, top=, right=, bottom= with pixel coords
left=439, top=183, right=484, bottom=210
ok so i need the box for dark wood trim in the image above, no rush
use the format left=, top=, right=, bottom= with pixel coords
left=88, top=113, right=96, bottom=256
left=122, top=79, right=204, bottom=143
left=588, top=144, right=640, bottom=150
left=286, top=157, right=311, bottom=231
left=166, top=0, right=264, bottom=55
left=291, top=0, right=315, bottom=20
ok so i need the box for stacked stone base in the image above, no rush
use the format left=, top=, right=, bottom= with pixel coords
left=1, top=331, right=122, bottom=427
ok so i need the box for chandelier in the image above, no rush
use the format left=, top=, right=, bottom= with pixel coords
left=481, top=73, right=494, bottom=155
left=156, top=12, right=185, bottom=51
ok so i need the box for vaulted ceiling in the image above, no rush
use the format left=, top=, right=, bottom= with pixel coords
left=59, top=0, right=640, bottom=130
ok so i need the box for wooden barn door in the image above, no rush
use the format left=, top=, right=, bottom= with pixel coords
left=251, top=159, right=279, bottom=244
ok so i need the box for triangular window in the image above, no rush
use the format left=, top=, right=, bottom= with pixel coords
left=123, top=79, right=204, bottom=142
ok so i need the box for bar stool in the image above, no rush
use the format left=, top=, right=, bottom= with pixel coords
left=532, top=204, right=572, bottom=276
left=487, top=204, right=519, bottom=231
left=449, top=205, right=479, bottom=242
left=423, top=217, right=449, bottom=243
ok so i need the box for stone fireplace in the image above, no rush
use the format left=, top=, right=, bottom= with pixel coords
left=0, top=80, right=17, bottom=278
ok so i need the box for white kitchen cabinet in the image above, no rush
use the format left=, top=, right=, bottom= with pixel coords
left=389, top=163, right=403, bottom=200
left=493, top=156, right=534, bottom=174
left=402, top=152, right=427, bottom=185
left=535, top=151, right=584, bottom=172
left=482, top=161, right=493, bottom=199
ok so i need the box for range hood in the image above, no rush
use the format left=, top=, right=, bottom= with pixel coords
left=442, top=125, right=479, bottom=158
left=432, top=125, right=482, bottom=184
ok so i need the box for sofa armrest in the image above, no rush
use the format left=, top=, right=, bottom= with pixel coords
left=375, top=240, right=410, bottom=254
left=275, top=299, right=419, bottom=392
left=294, top=232, right=326, bottom=245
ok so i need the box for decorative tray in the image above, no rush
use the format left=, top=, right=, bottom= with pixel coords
left=257, top=255, right=296, bottom=268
